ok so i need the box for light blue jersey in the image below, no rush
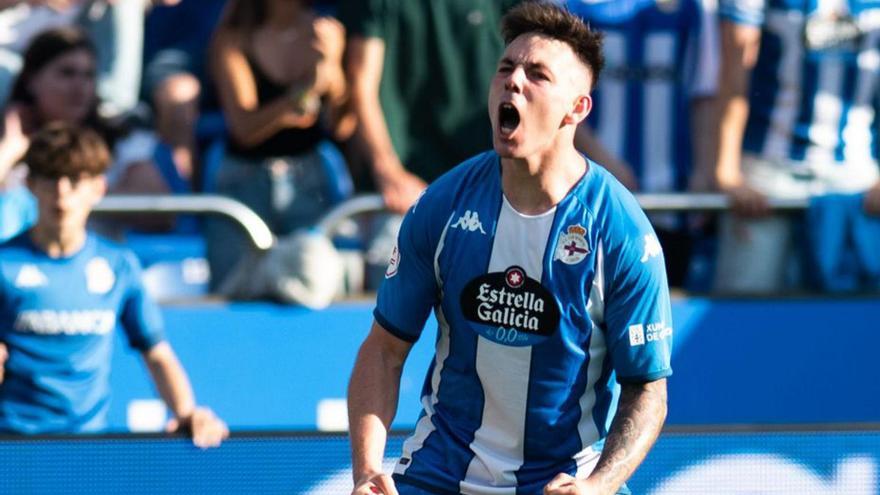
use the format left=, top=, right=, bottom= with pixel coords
left=720, top=0, right=880, bottom=165
left=376, top=152, right=673, bottom=494
left=0, top=232, right=164, bottom=433
left=567, top=0, right=718, bottom=193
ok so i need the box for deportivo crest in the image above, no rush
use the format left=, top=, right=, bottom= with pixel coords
left=460, top=266, right=561, bottom=347
left=554, top=225, right=590, bottom=265
left=86, top=257, right=115, bottom=295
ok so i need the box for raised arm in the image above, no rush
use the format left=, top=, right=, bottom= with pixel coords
left=348, top=319, right=414, bottom=495
left=346, top=36, right=426, bottom=213
left=544, top=379, right=668, bottom=495
left=715, top=20, right=766, bottom=215
left=211, top=30, right=319, bottom=148
left=141, top=341, right=229, bottom=448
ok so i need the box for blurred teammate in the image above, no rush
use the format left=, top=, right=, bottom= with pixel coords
left=348, top=4, right=672, bottom=494
left=0, top=123, right=228, bottom=447
left=714, top=0, right=880, bottom=292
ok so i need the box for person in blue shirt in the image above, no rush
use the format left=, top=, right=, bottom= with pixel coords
left=0, top=122, right=228, bottom=447
left=348, top=4, right=672, bottom=495
left=714, top=0, right=880, bottom=292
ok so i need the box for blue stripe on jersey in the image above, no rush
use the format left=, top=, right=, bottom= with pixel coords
left=515, top=199, right=595, bottom=492
left=399, top=156, right=503, bottom=492
left=790, top=49, right=820, bottom=161
left=625, top=29, right=645, bottom=182
left=835, top=62, right=859, bottom=162
left=743, top=29, right=783, bottom=155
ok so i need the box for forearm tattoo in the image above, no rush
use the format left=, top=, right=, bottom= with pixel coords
left=589, top=379, right=667, bottom=493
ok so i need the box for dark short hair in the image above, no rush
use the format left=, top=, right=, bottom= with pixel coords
left=10, top=27, right=96, bottom=107
left=25, top=123, right=111, bottom=179
left=501, top=1, right=604, bottom=87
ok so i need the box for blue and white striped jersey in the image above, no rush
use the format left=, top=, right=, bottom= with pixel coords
left=376, top=151, right=673, bottom=494
left=0, top=233, right=164, bottom=433
left=720, top=0, right=880, bottom=165
left=567, top=0, right=718, bottom=193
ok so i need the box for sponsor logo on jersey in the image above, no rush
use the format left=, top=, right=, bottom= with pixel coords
left=14, top=264, right=48, bottom=288
left=554, top=225, right=590, bottom=265
left=86, top=257, right=115, bottom=294
left=385, top=245, right=400, bottom=279
left=13, top=309, right=116, bottom=335
left=629, top=322, right=672, bottom=347
left=640, top=234, right=662, bottom=263
left=460, top=266, right=561, bottom=346
left=629, top=324, right=646, bottom=346
left=451, top=210, right=486, bottom=234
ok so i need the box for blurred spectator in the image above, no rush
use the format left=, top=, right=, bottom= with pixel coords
left=567, top=0, right=719, bottom=288
left=337, top=0, right=519, bottom=288
left=141, top=0, right=227, bottom=188
left=338, top=0, right=520, bottom=213
left=714, top=0, right=880, bottom=293
left=206, top=0, right=354, bottom=289
left=5, top=27, right=169, bottom=196
left=0, top=0, right=151, bottom=118
left=0, top=122, right=228, bottom=447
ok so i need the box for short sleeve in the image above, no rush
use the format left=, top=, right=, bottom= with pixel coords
left=719, top=0, right=765, bottom=26
left=337, top=0, right=388, bottom=39
left=374, top=199, right=441, bottom=343
left=602, top=213, right=673, bottom=383
left=118, top=252, right=165, bottom=351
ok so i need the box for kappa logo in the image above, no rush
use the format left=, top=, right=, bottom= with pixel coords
left=451, top=210, right=486, bottom=234
left=640, top=234, right=662, bottom=263
left=554, top=225, right=590, bottom=265
left=15, top=264, right=48, bottom=288
left=86, top=257, right=115, bottom=295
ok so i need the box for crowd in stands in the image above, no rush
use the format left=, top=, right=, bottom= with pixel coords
left=1, top=0, right=879, bottom=301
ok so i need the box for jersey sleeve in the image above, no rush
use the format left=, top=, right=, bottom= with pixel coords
left=337, top=0, right=388, bottom=39
left=374, top=196, right=442, bottom=343
left=118, top=252, right=165, bottom=351
left=601, top=199, right=673, bottom=383
left=719, top=0, right=765, bottom=26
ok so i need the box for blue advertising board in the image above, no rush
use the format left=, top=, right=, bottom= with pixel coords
left=1, top=430, right=878, bottom=494
left=106, top=298, right=880, bottom=431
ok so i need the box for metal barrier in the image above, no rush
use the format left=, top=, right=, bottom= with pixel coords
left=91, top=192, right=810, bottom=252
left=315, top=193, right=809, bottom=234
left=92, top=195, right=274, bottom=251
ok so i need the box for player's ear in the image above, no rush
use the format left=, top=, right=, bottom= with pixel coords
left=564, top=94, right=592, bottom=126
left=89, top=175, right=107, bottom=204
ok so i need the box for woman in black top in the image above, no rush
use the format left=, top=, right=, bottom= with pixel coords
left=208, top=0, right=353, bottom=289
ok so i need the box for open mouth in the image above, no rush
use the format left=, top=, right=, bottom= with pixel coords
left=498, top=103, right=520, bottom=137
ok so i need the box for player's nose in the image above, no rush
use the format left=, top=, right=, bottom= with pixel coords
left=504, top=66, right=525, bottom=93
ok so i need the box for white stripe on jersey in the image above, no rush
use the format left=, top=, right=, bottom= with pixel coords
left=576, top=240, right=607, bottom=478
left=397, top=215, right=455, bottom=476
left=805, top=48, right=845, bottom=165
left=842, top=31, right=880, bottom=164
left=596, top=32, right=627, bottom=161
left=461, top=198, right=556, bottom=495
left=761, top=11, right=807, bottom=161
left=643, top=32, right=677, bottom=193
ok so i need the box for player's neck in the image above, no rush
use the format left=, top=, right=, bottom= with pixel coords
left=29, top=223, right=87, bottom=258
left=500, top=145, right=587, bottom=215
